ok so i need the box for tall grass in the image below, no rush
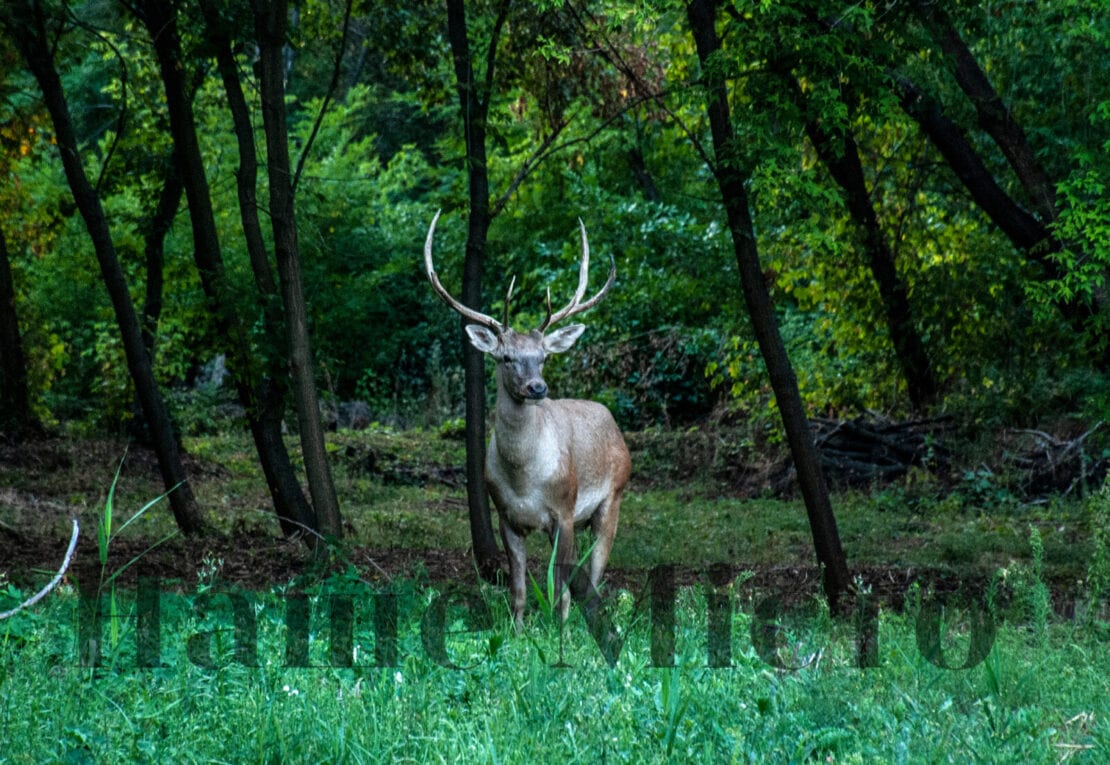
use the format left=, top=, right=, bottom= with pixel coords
left=2, top=570, right=1109, bottom=763
left=3, top=453, right=1110, bottom=762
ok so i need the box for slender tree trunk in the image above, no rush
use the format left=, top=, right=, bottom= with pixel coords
left=7, top=0, right=205, bottom=534
left=254, top=0, right=343, bottom=539
left=627, top=144, right=661, bottom=203
left=138, top=0, right=320, bottom=541
left=894, top=75, right=1053, bottom=254
left=445, top=0, right=509, bottom=582
left=801, top=111, right=938, bottom=410
left=140, top=150, right=182, bottom=361
left=686, top=0, right=850, bottom=612
left=892, top=73, right=1105, bottom=340
left=914, top=2, right=1059, bottom=224
left=0, top=225, right=39, bottom=437
left=203, top=5, right=318, bottom=540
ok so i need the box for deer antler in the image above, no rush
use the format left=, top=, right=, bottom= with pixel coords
left=538, top=219, right=617, bottom=331
left=424, top=211, right=504, bottom=333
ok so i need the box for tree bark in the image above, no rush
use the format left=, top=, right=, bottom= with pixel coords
left=686, top=0, right=850, bottom=612
left=140, top=150, right=182, bottom=361
left=892, top=73, right=1104, bottom=338
left=445, top=0, right=509, bottom=583
left=800, top=108, right=938, bottom=410
left=0, top=224, right=39, bottom=437
left=7, top=0, right=205, bottom=534
left=254, top=0, right=343, bottom=539
left=913, top=2, right=1059, bottom=225
left=138, top=0, right=320, bottom=541
left=894, top=74, right=1052, bottom=254
left=199, top=0, right=320, bottom=540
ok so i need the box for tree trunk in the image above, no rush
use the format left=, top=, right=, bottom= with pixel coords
left=892, top=73, right=1103, bottom=338
left=801, top=110, right=938, bottom=410
left=140, top=150, right=182, bottom=361
left=207, top=21, right=319, bottom=541
left=254, top=0, right=343, bottom=539
left=139, top=0, right=319, bottom=541
left=445, top=0, right=509, bottom=583
left=7, top=0, right=205, bottom=534
left=914, top=2, right=1059, bottom=225
left=0, top=224, right=39, bottom=437
left=686, top=0, right=850, bottom=612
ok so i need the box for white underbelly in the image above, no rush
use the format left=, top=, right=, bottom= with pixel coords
left=495, top=479, right=611, bottom=532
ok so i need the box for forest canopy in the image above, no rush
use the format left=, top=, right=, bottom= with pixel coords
left=2, top=0, right=1108, bottom=436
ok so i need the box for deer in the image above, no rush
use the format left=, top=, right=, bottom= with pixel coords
left=424, top=211, right=631, bottom=628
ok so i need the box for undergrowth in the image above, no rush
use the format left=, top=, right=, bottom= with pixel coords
left=2, top=564, right=1109, bottom=762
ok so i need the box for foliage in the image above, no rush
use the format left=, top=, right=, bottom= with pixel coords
left=2, top=570, right=1110, bottom=762
left=1036, top=97, right=1110, bottom=356
left=2, top=0, right=1109, bottom=434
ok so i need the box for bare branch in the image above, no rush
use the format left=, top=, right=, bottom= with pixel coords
left=563, top=0, right=717, bottom=171
left=293, top=0, right=354, bottom=194
left=0, top=518, right=79, bottom=620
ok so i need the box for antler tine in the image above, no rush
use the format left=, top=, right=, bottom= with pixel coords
left=503, top=275, right=516, bottom=329
left=538, top=220, right=615, bottom=331
left=424, top=211, right=503, bottom=332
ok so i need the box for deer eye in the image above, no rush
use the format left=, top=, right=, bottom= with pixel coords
left=500, top=355, right=512, bottom=364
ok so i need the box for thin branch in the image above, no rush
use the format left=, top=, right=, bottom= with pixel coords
left=0, top=518, right=79, bottom=620
left=483, top=0, right=512, bottom=113
left=563, top=1, right=716, bottom=172
left=292, top=0, right=354, bottom=194
left=491, top=111, right=577, bottom=218
left=65, top=10, right=128, bottom=196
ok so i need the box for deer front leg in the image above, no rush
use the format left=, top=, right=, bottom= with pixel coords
left=551, top=513, right=578, bottom=622
left=500, top=520, right=528, bottom=630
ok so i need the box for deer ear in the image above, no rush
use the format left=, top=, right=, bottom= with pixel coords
left=465, top=324, right=500, bottom=353
left=543, top=323, right=586, bottom=354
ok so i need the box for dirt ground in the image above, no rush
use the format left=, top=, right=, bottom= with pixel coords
left=0, top=434, right=1081, bottom=615
left=2, top=521, right=1013, bottom=619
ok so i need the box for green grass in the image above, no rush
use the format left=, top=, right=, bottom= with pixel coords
left=3, top=427, right=1110, bottom=763
left=2, top=575, right=1109, bottom=763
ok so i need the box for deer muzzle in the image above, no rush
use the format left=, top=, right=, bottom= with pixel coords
left=524, top=380, right=548, bottom=400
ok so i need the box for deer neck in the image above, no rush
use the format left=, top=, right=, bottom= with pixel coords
left=492, top=383, right=550, bottom=467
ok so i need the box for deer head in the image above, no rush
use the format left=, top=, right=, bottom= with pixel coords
left=423, top=210, right=616, bottom=402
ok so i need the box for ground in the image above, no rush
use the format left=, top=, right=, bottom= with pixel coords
left=0, top=428, right=1092, bottom=616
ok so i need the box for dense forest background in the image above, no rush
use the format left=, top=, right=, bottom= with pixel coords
left=2, top=0, right=1109, bottom=528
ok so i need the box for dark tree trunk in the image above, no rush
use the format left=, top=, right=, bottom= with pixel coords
left=199, top=0, right=319, bottom=540
left=801, top=111, right=938, bottom=410
left=7, top=0, right=205, bottom=534
left=914, top=2, right=1059, bottom=224
left=627, top=145, right=661, bottom=202
left=445, top=0, right=509, bottom=583
left=686, top=0, right=850, bottom=612
left=140, top=150, right=182, bottom=361
left=892, top=74, right=1102, bottom=337
left=894, top=75, right=1052, bottom=252
left=0, top=225, right=39, bottom=437
left=254, top=0, right=343, bottom=539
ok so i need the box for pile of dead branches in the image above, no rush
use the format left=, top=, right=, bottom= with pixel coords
left=811, top=415, right=952, bottom=488
left=1002, top=423, right=1106, bottom=497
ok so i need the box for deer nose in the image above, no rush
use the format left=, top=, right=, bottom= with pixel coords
left=525, top=380, right=548, bottom=399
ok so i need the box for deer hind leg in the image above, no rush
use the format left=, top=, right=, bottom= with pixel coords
left=588, top=488, right=623, bottom=593
left=500, top=521, right=528, bottom=630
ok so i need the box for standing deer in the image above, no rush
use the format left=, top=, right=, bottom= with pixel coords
left=424, top=212, right=631, bottom=627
